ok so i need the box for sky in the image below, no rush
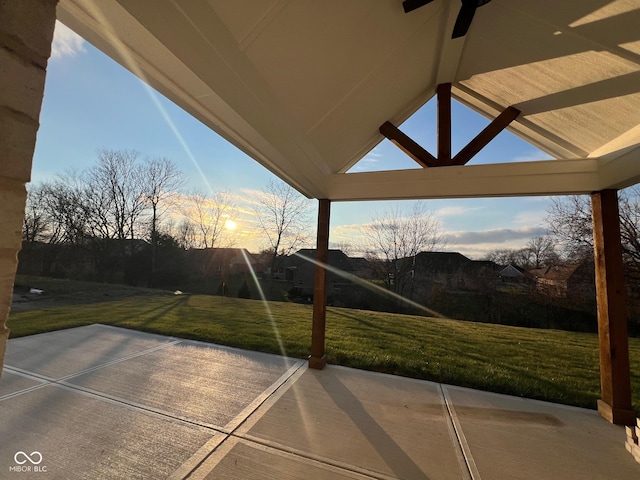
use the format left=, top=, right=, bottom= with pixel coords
left=32, top=22, right=559, bottom=259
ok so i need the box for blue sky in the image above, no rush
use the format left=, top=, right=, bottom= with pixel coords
left=32, top=22, right=556, bottom=258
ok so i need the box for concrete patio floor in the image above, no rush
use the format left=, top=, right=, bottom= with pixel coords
left=0, top=324, right=638, bottom=479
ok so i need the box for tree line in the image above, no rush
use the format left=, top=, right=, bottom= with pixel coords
left=482, top=188, right=640, bottom=323
left=21, top=150, right=315, bottom=288
left=484, top=187, right=640, bottom=280
left=23, top=150, right=187, bottom=285
left=21, top=147, right=640, bottom=312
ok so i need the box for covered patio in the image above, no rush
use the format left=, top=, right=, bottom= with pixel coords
left=2, top=324, right=640, bottom=479
left=1, top=0, right=640, bottom=476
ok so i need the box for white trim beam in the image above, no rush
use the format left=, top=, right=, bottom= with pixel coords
left=597, top=147, right=640, bottom=190
left=326, top=158, right=601, bottom=200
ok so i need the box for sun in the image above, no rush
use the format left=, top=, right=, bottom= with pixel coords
left=224, top=219, right=237, bottom=231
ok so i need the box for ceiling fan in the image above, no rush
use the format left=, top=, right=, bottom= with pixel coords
left=402, top=0, right=492, bottom=39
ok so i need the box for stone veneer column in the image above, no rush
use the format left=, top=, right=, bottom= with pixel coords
left=0, top=0, right=58, bottom=376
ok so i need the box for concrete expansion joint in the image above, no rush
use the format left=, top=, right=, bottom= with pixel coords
left=439, top=385, right=478, bottom=480
left=231, top=433, right=399, bottom=480
left=169, top=360, right=308, bottom=480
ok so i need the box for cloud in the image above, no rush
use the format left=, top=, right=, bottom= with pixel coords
left=51, top=21, right=86, bottom=60
left=506, top=150, right=554, bottom=163
left=348, top=146, right=385, bottom=172
left=349, top=155, right=380, bottom=172
left=327, top=224, right=549, bottom=259
left=444, top=226, right=548, bottom=245
left=442, top=226, right=550, bottom=259
left=331, top=223, right=364, bottom=241
left=435, top=206, right=483, bottom=217
left=512, top=210, right=548, bottom=228
left=367, top=150, right=383, bottom=158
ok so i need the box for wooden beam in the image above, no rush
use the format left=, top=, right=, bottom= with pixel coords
left=451, top=106, right=520, bottom=166
left=591, top=189, right=636, bottom=425
left=309, top=198, right=330, bottom=369
left=379, top=121, right=437, bottom=168
left=437, top=83, right=452, bottom=165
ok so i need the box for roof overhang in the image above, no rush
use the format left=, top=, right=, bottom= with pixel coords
left=57, top=0, right=640, bottom=200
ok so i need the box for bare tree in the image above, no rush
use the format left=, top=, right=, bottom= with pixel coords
left=361, top=202, right=444, bottom=296
left=141, top=157, right=186, bottom=285
left=484, top=237, right=558, bottom=270
left=23, top=183, right=50, bottom=243
left=618, top=187, right=640, bottom=274
left=22, top=181, right=77, bottom=276
left=42, top=173, right=89, bottom=246
left=72, top=150, right=150, bottom=280
left=175, top=218, right=197, bottom=250
left=484, top=248, right=532, bottom=268
left=526, top=235, right=558, bottom=269
left=21, top=152, right=187, bottom=283
left=252, top=179, right=312, bottom=281
left=184, top=190, right=236, bottom=249
left=87, top=149, right=146, bottom=242
left=547, top=188, right=640, bottom=270
left=27, top=174, right=92, bottom=276
left=546, top=188, right=640, bottom=309
left=546, top=195, right=594, bottom=261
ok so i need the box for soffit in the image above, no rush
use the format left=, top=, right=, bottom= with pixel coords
left=57, top=0, right=640, bottom=200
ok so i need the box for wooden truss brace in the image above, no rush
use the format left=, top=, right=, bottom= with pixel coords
left=379, top=83, right=520, bottom=167
left=379, top=121, right=438, bottom=168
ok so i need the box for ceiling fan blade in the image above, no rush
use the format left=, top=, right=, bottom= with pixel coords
left=451, top=4, right=477, bottom=38
left=402, top=0, right=435, bottom=14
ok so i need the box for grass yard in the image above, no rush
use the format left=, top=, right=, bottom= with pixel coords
left=7, top=277, right=640, bottom=414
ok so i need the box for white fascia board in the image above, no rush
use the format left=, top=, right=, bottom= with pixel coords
left=326, top=158, right=600, bottom=201
left=58, top=0, right=327, bottom=199
left=596, top=147, right=640, bottom=191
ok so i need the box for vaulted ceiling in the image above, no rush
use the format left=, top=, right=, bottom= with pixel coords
left=57, top=0, right=640, bottom=200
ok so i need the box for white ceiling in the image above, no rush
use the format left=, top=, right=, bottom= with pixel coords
left=57, top=0, right=640, bottom=200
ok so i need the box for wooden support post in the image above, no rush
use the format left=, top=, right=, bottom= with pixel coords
left=591, top=189, right=636, bottom=425
left=437, top=83, right=452, bottom=165
left=309, top=199, right=330, bottom=369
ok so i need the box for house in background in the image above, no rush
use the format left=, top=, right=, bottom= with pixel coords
left=412, top=252, right=500, bottom=292
left=348, top=256, right=376, bottom=280
left=186, top=248, right=260, bottom=279
left=499, top=264, right=535, bottom=288
left=531, top=260, right=595, bottom=304
left=286, top=249, right=359, bottom=300
left=457, top=260, right=502, bottom=291
left=412, top=252, right=471, bottom=292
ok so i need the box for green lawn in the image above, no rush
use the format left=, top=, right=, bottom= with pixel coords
left=7, top=286, right=640, bottom=414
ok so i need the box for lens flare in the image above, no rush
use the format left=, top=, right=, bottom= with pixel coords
left=292, top=252, right=444, bottom=318
left=239, top=250, right=292, bottom=363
